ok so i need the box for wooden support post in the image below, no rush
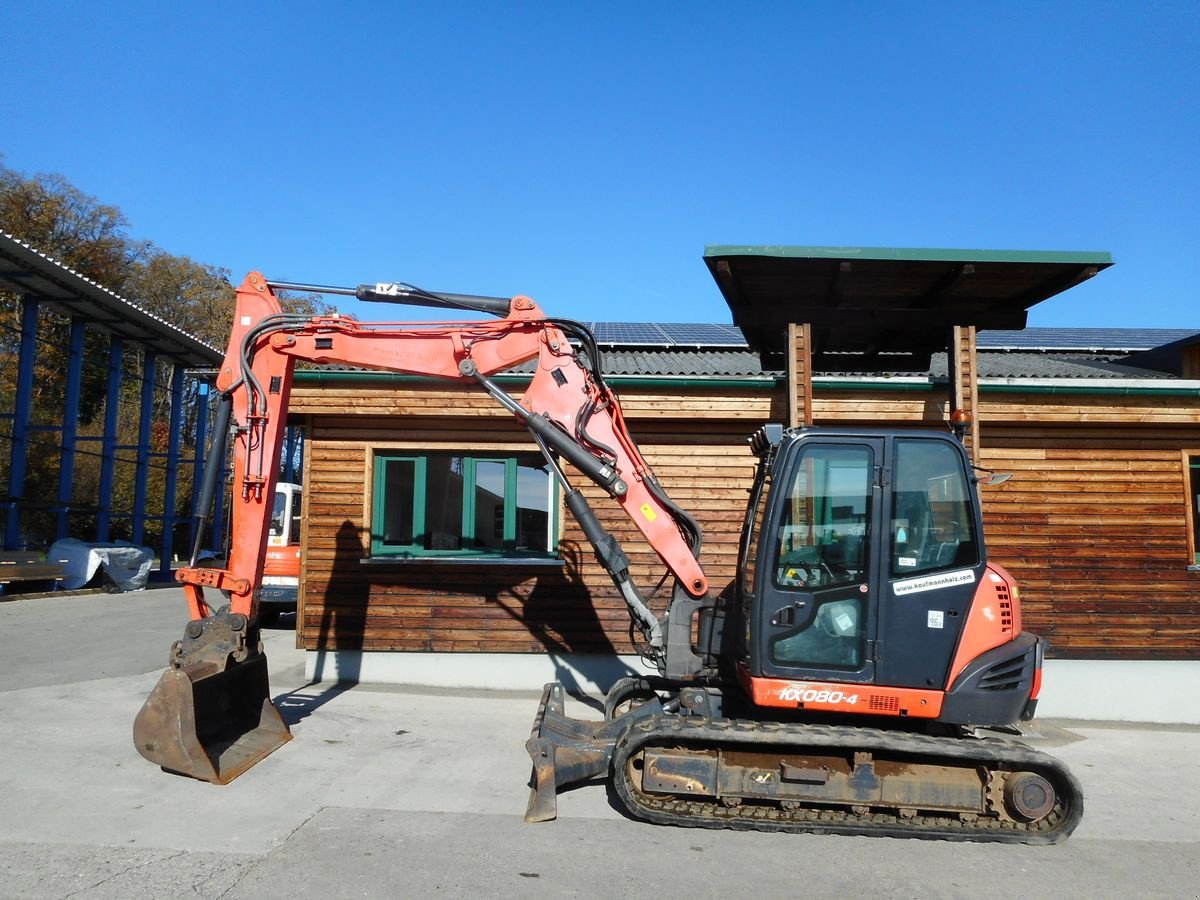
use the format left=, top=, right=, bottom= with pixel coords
left=1182, top=345, right=1200, bottom=380
left=950, top=325, right=980, bottom=458
left=786, top=322, right=814, bottom=428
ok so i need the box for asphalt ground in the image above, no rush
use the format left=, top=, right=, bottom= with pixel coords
left=1, top=588, right=1197, bottom=899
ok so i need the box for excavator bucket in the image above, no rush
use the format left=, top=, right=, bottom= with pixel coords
left=133, top=609, right=291, bottom=784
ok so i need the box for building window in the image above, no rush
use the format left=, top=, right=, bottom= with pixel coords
left=1187, top=453, right=1200, bottom=567
left=371, top=451, right=556, bottom=558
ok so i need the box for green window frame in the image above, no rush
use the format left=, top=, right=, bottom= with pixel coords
left=370, top=451, right=558, bottom=559
left=1187, top=452, right=1200, bottom=567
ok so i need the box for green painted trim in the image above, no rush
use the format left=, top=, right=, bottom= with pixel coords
left=297, top=369, right=1200, bottom=398
left=293, top=370, right=782, bottom=390
left=371, top=455, right=425, bottom=556
left=817, top=380, right=937, bottom=393
left=294, top=370, right=529, bottom=387
left=978, top=383, right=1200, bottom=398
left=703, top=245, right=1114, bottom=266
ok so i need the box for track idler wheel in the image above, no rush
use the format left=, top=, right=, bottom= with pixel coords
left=1003, top=771, right=1057, bottom=822
left=133, top=609, right=291, bottom=784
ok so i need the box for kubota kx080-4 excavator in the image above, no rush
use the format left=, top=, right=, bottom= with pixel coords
left=134, top=272, right=1082, bottom=843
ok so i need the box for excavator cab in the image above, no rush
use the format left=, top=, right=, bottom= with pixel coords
left=729, top=426, right=1035, bottom=727
left=739, top=428, right=977, bottom=679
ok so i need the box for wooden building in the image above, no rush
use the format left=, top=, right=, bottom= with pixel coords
left=285, top=248, right=1200, bottom=720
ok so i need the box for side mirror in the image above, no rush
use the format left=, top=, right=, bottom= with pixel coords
left=975, top=471, right=1012, bottom=486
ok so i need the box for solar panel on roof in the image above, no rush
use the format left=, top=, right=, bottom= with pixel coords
left=978, top=328, right=1197, bottom=351
left=658, top=323, right=749, bottom=346
left=584, top=322, right=750, bottom=347
left=589, top=323, right=672, bottom=344
left=583, top=321, right=1197, bottom=353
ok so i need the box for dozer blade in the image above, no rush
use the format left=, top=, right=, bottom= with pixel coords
left=133, top=608, right=291, bottom=784
left=524, top=682, right=660, bottom=823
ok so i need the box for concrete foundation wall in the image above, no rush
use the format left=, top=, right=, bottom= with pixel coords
left=305, top=652, right=1200, bottom=725
left=1036, top=659, right=1200, bottom=725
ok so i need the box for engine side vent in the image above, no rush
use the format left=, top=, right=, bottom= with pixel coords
left=995, top=582, right=1014, bottom=634
left=869, top=694, right=900, bottom=713
left=978, top=651, right=1032, bottom=691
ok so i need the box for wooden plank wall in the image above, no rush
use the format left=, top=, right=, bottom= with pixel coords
left=291, top=380, right=1200, bottom=660
left=980, top=423, right=1199, bottom=658
left=293, top=381, right=765, bottom=655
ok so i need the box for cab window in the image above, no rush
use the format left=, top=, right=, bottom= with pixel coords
left=890, top=439, right=978, bottom=578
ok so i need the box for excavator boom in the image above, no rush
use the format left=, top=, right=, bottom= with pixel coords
left=135, top=272, right=706, bottom=781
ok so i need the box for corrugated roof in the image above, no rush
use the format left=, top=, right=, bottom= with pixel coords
left=616, top=351, right=1172, bottom=380
left=0, top=231, right=221, bottom=367
left=503, top=348, right=1173, bottom=380
left=600, top=349, right=768, bottom=377
left=934, top=352, right=1171, bottom=380
left=582, top=323, right=1200, bottom=355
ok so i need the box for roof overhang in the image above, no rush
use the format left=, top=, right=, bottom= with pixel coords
left=0, top=232, right=221, bottom=368
left=704, top=245, right=1113, bottom=371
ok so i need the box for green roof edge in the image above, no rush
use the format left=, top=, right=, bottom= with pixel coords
left=703, top=245, right=1114, bottom=266
left=292, top=370, right=1199, bottom=397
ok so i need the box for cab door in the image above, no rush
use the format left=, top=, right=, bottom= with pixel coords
left=751, top=437, right=883, bottom=684
left=874, top=435, right=984, bottom=689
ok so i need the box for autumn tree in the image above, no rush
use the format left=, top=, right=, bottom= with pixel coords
left=0, top=158, right=323, bottom=550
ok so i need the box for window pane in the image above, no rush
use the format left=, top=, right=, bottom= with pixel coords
left=775, top=445, right=871, bottom=590
left=373, top=451, right=555, bottom=557
left=891, top=440, right=978, bottom=577
left=770, top=444, right=871, bottom=669
left=423, top=455, right=464, bottom=550
left=515, top=459, right=551, bottom=552
left=290, top=491, right=302, bottom=546
left=270, top=490, right=287, bottom=538
left=382, top=460, right=416, bottom=545
left=473, top=459, right=507, bottom=550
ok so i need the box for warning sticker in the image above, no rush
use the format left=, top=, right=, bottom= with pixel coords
left=894, top=568, right=976, bottom=596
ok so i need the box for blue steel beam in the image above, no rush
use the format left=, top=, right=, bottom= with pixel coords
left=96, top=337, right=124, bottom=541
left=189, top=380, right=210, bottom=552
left=131, top=352, right=157, bottom=546
left=55, top=318, right=86, bottom=541
left=4, top=297, right=39, bottom=550
left=159, top=364, right=185, bottom=578
left=283, top=426, right=299, bottom=483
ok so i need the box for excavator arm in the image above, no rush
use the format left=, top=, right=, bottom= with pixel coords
left=135, top=271, right=709, bottom=783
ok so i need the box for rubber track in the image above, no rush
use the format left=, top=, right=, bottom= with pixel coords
left=611, top=716, right=1084, bottom=844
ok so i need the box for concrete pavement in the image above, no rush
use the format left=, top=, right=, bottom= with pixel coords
left=0, top=588, right=1197, bottom=898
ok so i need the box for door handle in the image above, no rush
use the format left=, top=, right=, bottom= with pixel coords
left=771, top=600, right=807, bottom=627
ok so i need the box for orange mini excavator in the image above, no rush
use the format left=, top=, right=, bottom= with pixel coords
left=134, top=272, right=1081, bottom=843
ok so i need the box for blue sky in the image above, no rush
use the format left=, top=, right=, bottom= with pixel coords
left=4, top=2, right=1196, bottom=328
